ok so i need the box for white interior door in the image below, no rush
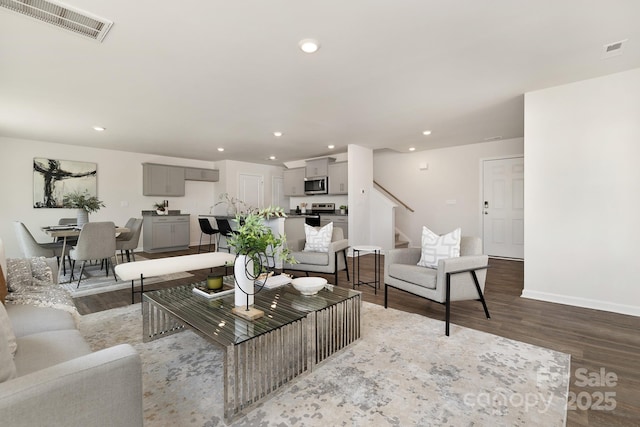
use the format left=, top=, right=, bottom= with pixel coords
left=482, top=157, right=524, bottom=259
left=272, top=176, right=286, bottom=209
left=238, top=173, right=263, bottom=211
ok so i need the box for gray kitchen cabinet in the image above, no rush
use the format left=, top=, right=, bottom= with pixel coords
left=143, top=163, right=185, bottom=196
left=143, top=215, right=190, bottom=252
left=184, top=167, right=219, bottom=182
left=305, top=158, right=332, bottom=177
left=321, top=214, right=348, bottom=239
left=283, top=167, right=305, bottom=196
left=328, top=162, right=348, bottom=194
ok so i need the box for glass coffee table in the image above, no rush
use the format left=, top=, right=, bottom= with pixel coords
left=142, top=279, right=361, bottom=421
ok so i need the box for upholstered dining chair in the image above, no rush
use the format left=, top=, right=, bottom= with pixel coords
left=13, top=221, right=70, bottom=274
left=197, top=218, right=219, bottom=253
left=282, top=224, right=350, bottom=286
left=116, top=218, right=143, bottom=262
left=69, top=221, right=117, bottom=288
left=384, top=236, right=490, bottom=336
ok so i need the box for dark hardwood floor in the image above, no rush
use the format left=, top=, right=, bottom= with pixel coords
left=75, top=248, right=640, bottom=427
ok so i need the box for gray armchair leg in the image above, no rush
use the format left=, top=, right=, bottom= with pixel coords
left=445, top=268, right=491, bottom=336
left=343, top=250, right=350, bottom=281
left=471, top=270, right=491, bottom=319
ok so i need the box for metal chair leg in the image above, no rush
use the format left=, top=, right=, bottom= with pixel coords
left=76, top=261, right=86, bottom=288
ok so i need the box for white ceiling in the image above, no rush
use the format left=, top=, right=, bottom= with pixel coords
left=1, top=0, right=640, bottom=165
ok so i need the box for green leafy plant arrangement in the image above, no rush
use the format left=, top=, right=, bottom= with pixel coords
left=62, top=190, right=105, bottom=213
left=227, top=206, right=296, bottom=265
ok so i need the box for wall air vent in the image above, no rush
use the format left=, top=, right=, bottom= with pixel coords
left=0, top=0, right=113, bottom=42
left=602, top=39, right=627, bottom=59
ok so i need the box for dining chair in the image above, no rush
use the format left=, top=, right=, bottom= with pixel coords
left=13, top=221, right=70, bottom=274
left=215, top=218, right=237, bottom=253
left=197, top=218, right=219, bottom=253
left=69, top=221, right=117, bottom=288
left=116, top=218, right=143, bottom=262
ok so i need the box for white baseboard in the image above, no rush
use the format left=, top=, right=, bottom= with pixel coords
left=521, top=289, right=640, bottom=317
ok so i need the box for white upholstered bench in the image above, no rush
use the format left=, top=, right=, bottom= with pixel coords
left=115, top=252, right=236, bottom=303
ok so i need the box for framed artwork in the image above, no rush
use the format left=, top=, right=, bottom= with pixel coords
left=33, top=158, right=97, bottom=208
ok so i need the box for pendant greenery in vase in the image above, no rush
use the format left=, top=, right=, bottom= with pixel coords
left=226, top=207, right=297, bottom=314
left=62, top=190, right=105, bottom=228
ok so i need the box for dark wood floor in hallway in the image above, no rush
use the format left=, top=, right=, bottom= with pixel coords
left=74, top=248, right=640, bottom=427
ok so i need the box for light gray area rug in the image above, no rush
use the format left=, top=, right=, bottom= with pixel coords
left=79, top=302, right=569, bottom=426
left=60, top=255, right=194, bottom=297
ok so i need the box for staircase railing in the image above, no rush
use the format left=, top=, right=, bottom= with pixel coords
left=373, top=180, right=415, bottom=212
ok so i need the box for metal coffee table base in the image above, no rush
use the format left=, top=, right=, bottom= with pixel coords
left=142, top=291, right=361, bottom=421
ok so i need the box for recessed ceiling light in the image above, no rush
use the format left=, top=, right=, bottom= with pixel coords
left=273, top=131, right=283, bottom=137
left=299, top=38, right=320, bottom=53
left=328, top=144, right=335, bottom=149
left=422, top=130, right=431, bottom=136
left=217, top=147, right=224, bottom=152
left=269, top=156, right=277, bottom=160
left=93, top=126, right=105, bottom=131
left=409, top=147, right=416, bottom=152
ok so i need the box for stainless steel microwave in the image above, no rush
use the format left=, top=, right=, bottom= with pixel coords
left=304, top=176, right=328, bottom=195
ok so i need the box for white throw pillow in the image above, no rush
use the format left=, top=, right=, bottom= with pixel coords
left=417, top=226, right=461, bottom=268
left=0, top=303, right=17, bottom=356
left=304, top=222, right=333, bottom=253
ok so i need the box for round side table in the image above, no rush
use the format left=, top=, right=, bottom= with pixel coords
left=352, top=245, right=382, bottom=295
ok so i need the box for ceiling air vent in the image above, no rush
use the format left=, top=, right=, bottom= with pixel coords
left=602, top=39, right=627, bottom=59
left=0, top=0, right=113, bottom=42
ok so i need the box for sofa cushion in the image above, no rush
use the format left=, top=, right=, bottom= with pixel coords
left=291, top=251, right=329, bottom=266
left=388, top=263, right=438, bottom=289
left=0, top=303, right=17, bottom=356
left=304, top=222, right=333, bottom=253
left=5, top=304, right=76, bottom=338
left=0, top=321, right=17, bottom=382
left=14, top=329, right=92, bottom=376
left=417, top=226, right=461, bottom=268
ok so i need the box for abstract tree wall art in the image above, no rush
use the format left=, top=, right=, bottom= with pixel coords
left=33, top=158, right=97, bottom=208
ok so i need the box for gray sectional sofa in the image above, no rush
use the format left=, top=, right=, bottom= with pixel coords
left=0, top=238, right=143, bottom=427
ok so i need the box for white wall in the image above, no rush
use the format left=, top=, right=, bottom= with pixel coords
left=0, top=137, right=272, bottom=257
left=348, top=144, right=373, bottom=247
left=211, top=159, right=285, bottom=215
left=373, top=138, right=524, bottom=246
left=523, top=68, right=640, bottom=316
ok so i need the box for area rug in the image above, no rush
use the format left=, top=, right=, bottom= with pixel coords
left=79, top=302, right=570, bottom=426
left=60, top=256, right=193, bottom=297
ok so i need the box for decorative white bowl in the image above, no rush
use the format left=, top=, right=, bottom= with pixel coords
left=291, top=277, right=327, bottom=296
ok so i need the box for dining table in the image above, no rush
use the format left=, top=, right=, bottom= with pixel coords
left=42, top=224, right=129, bottom=282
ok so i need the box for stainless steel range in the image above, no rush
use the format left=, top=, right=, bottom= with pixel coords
left=311, top=202, right=335, bottom=213
left=302, top=203, right=335, bottom=227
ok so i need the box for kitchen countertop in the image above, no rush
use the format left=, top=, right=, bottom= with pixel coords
left=287, top=210, right=348, bottom=217
left=141, top=210, right=190, bottom=216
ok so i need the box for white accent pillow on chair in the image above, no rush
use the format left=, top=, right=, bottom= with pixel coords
left=304, top=222, right=333, bottom=253
left=417, top=226, right=461, bottom=268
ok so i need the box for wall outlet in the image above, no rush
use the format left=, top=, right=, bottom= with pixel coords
left=445, top=199, right=457, bottom=205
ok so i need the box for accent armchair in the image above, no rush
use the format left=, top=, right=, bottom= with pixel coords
left=283, top=226, right=350, bottom=286
left=384, top=236, right=490, bottom=336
